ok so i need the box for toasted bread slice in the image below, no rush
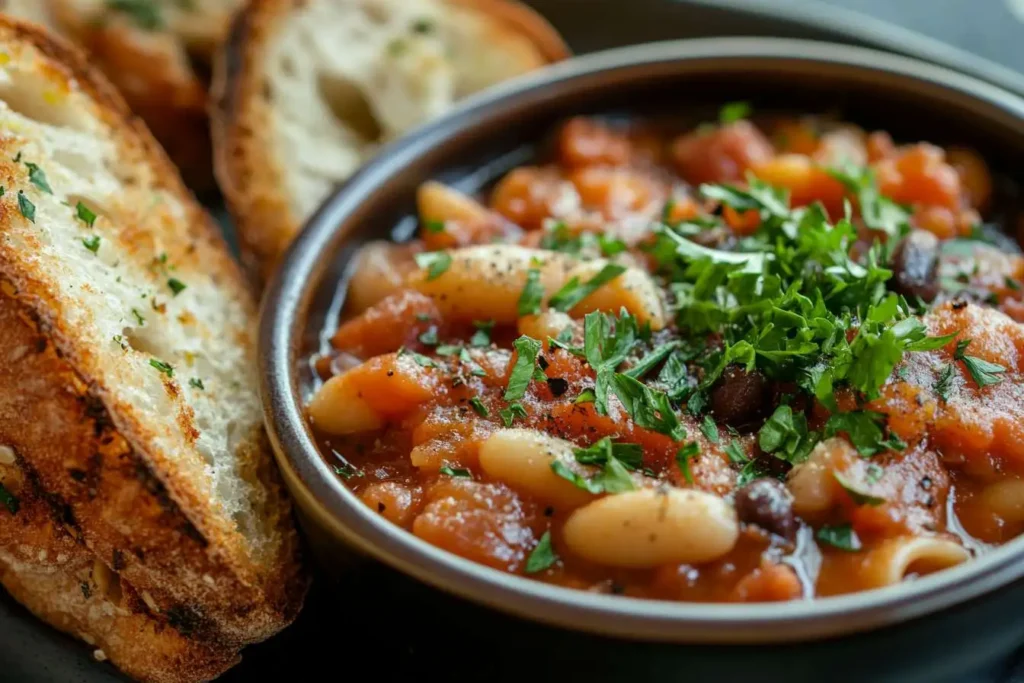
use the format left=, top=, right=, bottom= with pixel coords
left=0, top=16, right=305, bottom=681
left=212, top=0, right=570, bottom=281
left=2, top=0, right=244, bottom=192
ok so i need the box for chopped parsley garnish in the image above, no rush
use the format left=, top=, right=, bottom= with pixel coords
left=470, top=320, right=494, bottom=347
left=816, top=524, right=862, bottom=551
left=334, top=463, right=363, bottom=480
left=499, top=402, right=527, bottom=427
left=414, top=251, right=452, bottom=281
left=574, top=389, right=595, bottom=404
left=188, top=377, right=204, bottom=390
left=824, top=410, right=895, bottom=457
left=833, top=471, right=885, bottom=506
left=525, top=530, right=558, bottom=574
left=724, top=440, right=748, bottom=465
left=439, top=465, right=472, bottom=478
left=518, top=268, right=544, bottom=316
left=757, top=405, right=815, bottom=464
left=503, top=336, right=542, bottom=401
left=468, top=397, right=489, bottom=417
left=149, top=358, right=174, bottom=377
left=718, top=101, right=752, bottom=124
left=700, top=415, right=720, bottom=444
left=418, top=326, right=439, bottom=346
left=82, top=236, right=101, bottom=253
left=0, top=483, right=18, bottom=514
left=584, top=311, right=641, bottom=414
left=167, top=278, right=187, bottom=296
left=397, top=346, right=436, bottom=368
left=76, top=201, right=97, bottom=227
left=548, top=263, right=627, bottom=312
left=624, top=342, right=680, bottom=380
left=131, top=308, right=145, bottom=325
left=25, top=162, right=52, bottom=194
left=552, top=437, right=640, bottom=494
left=935, top=363, right=956, bottom=402
left=953, top=338, right=1006, bottom=388
left=17, top=191, right=34, bottom=222
left=675, top=442, right=700, bottom=483
left=424, top=220, right=445, bottom=233
left=411, top=17, right=435, bottom=34
left=611, top=373, right=686, bottom=440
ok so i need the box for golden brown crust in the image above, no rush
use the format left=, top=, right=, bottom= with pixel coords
left=0, top=16, right=306, bottom=680
left=211, top=0, right=570, bottom=285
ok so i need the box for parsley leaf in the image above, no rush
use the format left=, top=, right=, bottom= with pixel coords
left=25, top=162, right=52, bottom=194
left=816, top=524, right=862, bottom=551
left=188, top=377, right=204, bottom=390
left=675, top=441, right=700, bottom=483
left=468, top=397, right=489, bottom=417
left=499, top=402, right=527, bottom=427
left=167, top=278, right=187, bottom=296
left=470, top=320, right=494, bottom=347
left=149, top=358, right=174, bottom=377
left=953, top=339, right=1006, bottom=388
left=414, top=251, right=452, bottom=281
left=439, top=466, right=472, bottom=478
left=758, top=405, right=814, bottom=464
left=824, top=410, right=892, bottom=457
left=504, top=336, right=541, bottom=401
left=611, top=373, right=685, bottom=440
left=518, top=268, right=544, bottom=316
left=548, top=263, right=627, bottom=312
left=418, top=326, right=439, bottom=346
left=583, top=311, right=640, bottom=414
left=106, top=0, right=163, bottom=30
left=935, top=363, right=956, bottom=401
left=525, top=530, right=558, bottom=574
left=719, top=101, right=752, bottom=124
left=700, top=415, right=720, bottom=444
left=833, top=471, right=885, bottom=506
left=82, top=236, right=101, bottom=254
left=17, top=191, right=34, bottom=222
left=552, top=437, right=640, bottom=494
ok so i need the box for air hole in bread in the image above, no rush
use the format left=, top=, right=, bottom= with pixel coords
left=91, top=560, right=122, bottom=605
left=316, top=73, right=382, bottom=145
left=0, top=73, right=87, bottom=131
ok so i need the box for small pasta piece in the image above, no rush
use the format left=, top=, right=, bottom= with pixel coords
left=518, top=309, right=576, bottom=340
left=563, top=259, right=666, bottom=330
left=858, top=537, right=969, bottom=588
left=786, top=437, right=856, bottom=516
left=417, top=181, right=491, bottom=224
left=307, top=373, right=384, bottom=435
left=478, top=429, right=597, bottom=509
left=980, top=480, right=1024, bottom=523
left=562, top=488, right=739, bottom=568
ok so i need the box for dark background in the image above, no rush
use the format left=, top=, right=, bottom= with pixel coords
left=2, top=1, right=1022, bottom=681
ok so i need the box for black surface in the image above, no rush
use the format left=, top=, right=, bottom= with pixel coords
left=2, top=1, right=1022, bottom=681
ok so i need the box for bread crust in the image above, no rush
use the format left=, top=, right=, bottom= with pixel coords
left=0, top=17, right=306, bottom=681
left=212, top=0, right=570, bottom=284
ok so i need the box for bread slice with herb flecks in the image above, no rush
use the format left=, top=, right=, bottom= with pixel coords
left=212, top=0, right=570, bottom=283
left=0, top=16, right=305, bottom=682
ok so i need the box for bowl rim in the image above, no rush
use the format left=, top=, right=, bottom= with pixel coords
left=260, top=36, right=1024, bottom=643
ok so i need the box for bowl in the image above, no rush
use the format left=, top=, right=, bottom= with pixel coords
left=260, top=38, right=1024, bottom=682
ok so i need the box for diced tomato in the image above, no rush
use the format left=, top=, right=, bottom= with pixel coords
left=670, top=120, right=774, bottom=185
left=557, top=117, right=633, bottom=168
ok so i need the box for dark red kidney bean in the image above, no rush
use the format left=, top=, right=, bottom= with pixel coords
left=734, top=478, right=797, bottom=541
left=890, top=229, right=940, bottom=303
left=710, top=365, right=769, bottom=429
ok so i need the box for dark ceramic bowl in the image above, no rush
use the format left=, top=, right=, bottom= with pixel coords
left=261, top=38, right=1024, bottom=682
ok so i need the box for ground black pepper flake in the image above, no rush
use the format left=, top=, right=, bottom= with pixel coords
left=547, top=377, right=569, bottom=397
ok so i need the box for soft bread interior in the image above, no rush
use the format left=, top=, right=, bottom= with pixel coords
left=0, top=39, right=267, bottom=553
left=265, top=0, right=553, bottom=222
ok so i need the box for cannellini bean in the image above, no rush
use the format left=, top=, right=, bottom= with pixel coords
left=478, top=429, right=597, bottom=509
left=563, top=488, right=739, bottom=568
left=307, top=373, right=383, bottom=435
left=858, top=537, right=969, bottom=588
left=980, top=480, right=1024, bottom=522
left=417, top=181, right=491, bottom=224
left=409, top=245, right=576, bottom=322
left=410, top=244, right=664, bottom=327
left=347, top=241, right=415, bottom=314
left=563, top=259, right=666, bottom=330
left=786, top=437, right=856, bottom=516
left=518, top=309, right=577, bottom=340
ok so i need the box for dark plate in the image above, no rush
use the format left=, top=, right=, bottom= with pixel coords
left=2, top=1, right=1022, bottom=681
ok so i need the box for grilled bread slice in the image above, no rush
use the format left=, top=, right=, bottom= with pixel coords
left=212, top=0, right=570, bottom=281
left=2, top=0, right=244, bottom=192
left=0, top=16, right=304, bottom=681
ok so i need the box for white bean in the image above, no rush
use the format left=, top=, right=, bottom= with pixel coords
left=980, top=479, right=1024, bottom=523
left=346, top=241, right=414, bottom=314
left=786, top=437, right=856, bottom=516
left=417, top=181, right=491, bottom=224
left=478, top=429, right=597, bottom=509
left=410, top=245, right=575, bottom=323
left=858, top=536, right=969, bottom=588
left=563, top=488, right=739, bottom=568
left=307, top=373, right=383, bottom=435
